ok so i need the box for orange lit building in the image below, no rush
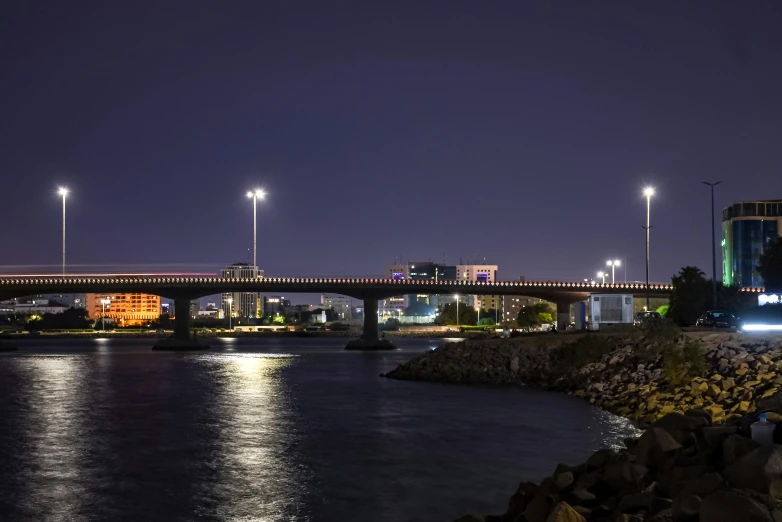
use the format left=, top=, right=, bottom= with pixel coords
left=86, top=293, right=162, bottom=327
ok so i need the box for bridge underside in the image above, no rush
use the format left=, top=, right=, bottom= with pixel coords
left=0, top=277, right=690, bottom=350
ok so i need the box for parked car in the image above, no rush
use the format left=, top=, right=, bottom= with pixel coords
left=634, top=311, right=662, bottom=326
left=695, top=310, right=738, bottom=329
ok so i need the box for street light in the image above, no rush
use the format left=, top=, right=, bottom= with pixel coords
left=643, top=186, right=655, bottom=309
left=245, top=189, right=266, bottom=277
left=58, top=187, right=68, bottom=276
left=606, top=259, right=621, bottom=284
left=226, top=297, right=233, bottom=330
left=101, top=297, right=110, bottom=331
left=703, top=182, right=722, bottom=309
left=597, top=271, right=607, bottom=284
left=455, top=294, right=460, bottom=326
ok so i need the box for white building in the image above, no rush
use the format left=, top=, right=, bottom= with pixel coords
left=221, top=263, right=264, bottom=323
left=320, top=295, right=353, bottom=321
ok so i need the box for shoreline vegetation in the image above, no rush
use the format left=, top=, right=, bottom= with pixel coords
left=385, top=324, right=782, bottom=521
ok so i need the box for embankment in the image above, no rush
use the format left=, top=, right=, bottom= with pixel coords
left=386, top=331, right=782, bottom=424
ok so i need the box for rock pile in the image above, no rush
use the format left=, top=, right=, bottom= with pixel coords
left=455, top=411, right=782, bottom=521
left=555, top=334, right=782, bottom=425
left=386, top=333, right=782, bottom=425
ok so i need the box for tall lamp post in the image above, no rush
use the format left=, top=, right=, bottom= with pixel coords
left=227, top=297, right=233, bottom=330
left=58, top=187, right=68, bottom=276
left=245, top=189, right=266, bottom=277
left=606, top=259, right=621, bottom=284
left=598, top=271, right=607, bottom=284
left=703, top=182, right=722, bottom=309
left=643, top=187, right=655, bottom=310
left=101, top=298, right=110, bottom=331
left=455, top=294, right=460, bottom=326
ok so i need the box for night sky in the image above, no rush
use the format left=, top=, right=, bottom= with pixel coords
left=2, top=1, right=781, bottom=288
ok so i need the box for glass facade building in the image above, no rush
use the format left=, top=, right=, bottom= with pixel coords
left=722, top=201, right=782, bottom=288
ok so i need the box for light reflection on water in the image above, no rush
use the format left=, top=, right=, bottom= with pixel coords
left=0, top=339, right=639, bottom=522
left=199, top=354, right=303, bottom=521
left=17, top=356, right=90, bottom=520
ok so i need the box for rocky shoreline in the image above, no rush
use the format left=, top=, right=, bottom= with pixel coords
left=386, top=331, right=782, bottom=425
left=454, top=409, right=782, bottom=521
left=386, top=329, right=782, bottom=521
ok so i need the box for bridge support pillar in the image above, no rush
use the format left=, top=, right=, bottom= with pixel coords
left=152, top=297, right=210, bottom=351
left=345, top=297, right=395, bottom=351
left=556, top=302, right=571, bottom=332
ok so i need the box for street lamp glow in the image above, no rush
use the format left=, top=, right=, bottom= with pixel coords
left=606, top=259, right=621, bottom=284
left=598, top=271, right=607, bottom=284
left=100, top=297, right=110, bottom=331
left=57, top=187, right=68, bottom=277
left=246, top=189, right=267, bottom=278
left=643, top=185, right=654, bottom=309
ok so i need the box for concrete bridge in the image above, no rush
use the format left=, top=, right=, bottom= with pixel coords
left=0, top=276, right=762, bottom=349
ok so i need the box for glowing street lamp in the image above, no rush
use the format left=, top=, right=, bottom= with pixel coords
left=606, top=259, right=621, bottom=284
left=226, top=297, right=233, bottom=330
left=643, top=187, right=655, bottom=309
left=455, top=294, right=460, bottom=326
left=245, top=189, right=266, bottom=277
left=101, top=297, right=110, bottom=331
left=58, top=187, right=68, bottom=276
left=597, top=271, right=607, bottom=284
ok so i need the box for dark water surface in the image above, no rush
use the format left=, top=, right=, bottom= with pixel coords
left=0, top=338, right=637, bottom=522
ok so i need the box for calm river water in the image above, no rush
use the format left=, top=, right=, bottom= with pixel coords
left=0, top=337, right=637, bottom=522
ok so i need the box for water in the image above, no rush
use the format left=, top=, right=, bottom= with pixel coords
left=0, top=338, right=638, bottom=522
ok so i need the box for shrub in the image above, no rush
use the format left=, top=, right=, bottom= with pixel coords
left=656, top=304, right=669, bottom=317
left=553, top=335, right=615, bottom=373
left=662, top=340, right=706, bottom=387
left=634, top=317, right=681, bottom=344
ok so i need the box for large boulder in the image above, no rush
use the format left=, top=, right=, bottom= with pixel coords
left=653, top=412, right=710, bottom=445
left=636, top=427, right=683, bottom=467
left=700, top=490, right=772, bottom=522
left=671, top=493, right=701, bottom=521
left=722, top=434, right=760, bottom=465
left=723, top=446, right=776, bottom=493
left=545, top=501, right=585, bottom=522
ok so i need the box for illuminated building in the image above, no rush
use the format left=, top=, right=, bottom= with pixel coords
left=264, top=296, right=291, bottom=317
left=86, top=293, right=162, bottom=326
left=383, top=261, right=500, bottom=320
left=722, top=200, right=782, bottom=287
left=320, top=294, right=353, bottom=320
left=221, top=263, right=264, bottom=323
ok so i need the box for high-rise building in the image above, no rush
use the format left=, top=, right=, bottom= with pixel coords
left=384, top=260, right=499, bottom=319
left=189, top=300, right=201, bottom=318
left=722, top=200, right=782, bottom=287
left=264, top=296, right=291, bottom=317
left=221, top=263, right=263, bottom=323
left=320, top=294, right=353, bottom=320
left=86, top=293, right=162, bottom=327
left=15, top=293, right=85, bottom=309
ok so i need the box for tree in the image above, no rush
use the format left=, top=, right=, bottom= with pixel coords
left=758, top=237, right=782, bottom=292
left=404, top=301, right=434, bottom=317
left=668, top=266, right=710, bottom=326
left=25, top=308, right=93, bottom=331
left=477, top=317, right=496, bottom=326
left=435, top=302, right=478, bottom=326
left=516, top=303, right=554, bottom=328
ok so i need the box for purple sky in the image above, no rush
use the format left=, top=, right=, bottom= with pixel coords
left=2, top=1, right=781, bottom=289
